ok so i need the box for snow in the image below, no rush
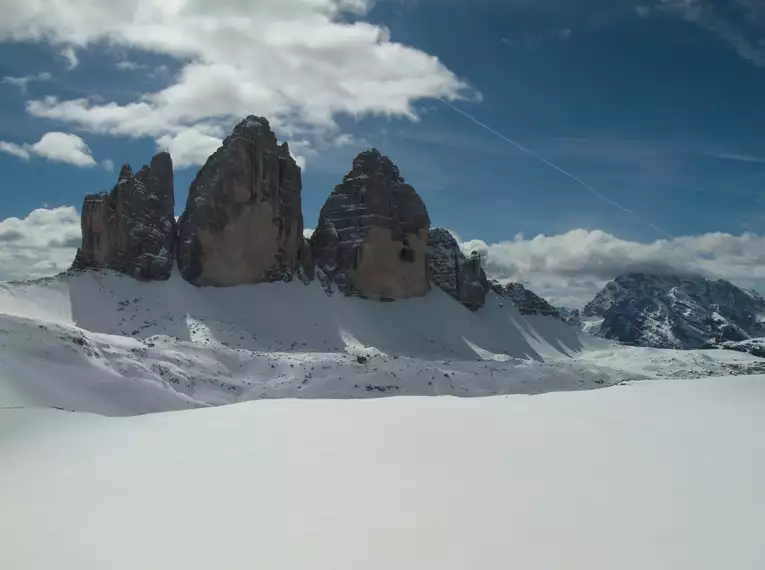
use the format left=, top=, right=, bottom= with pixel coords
left=3, top=270, right=765, bottom=567
left=2, top=270, right=765, bottom=415
left=3, top=376, right=765, bottom=569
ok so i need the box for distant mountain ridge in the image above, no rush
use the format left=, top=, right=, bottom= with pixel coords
left=582, top=272, right=765, bottom=349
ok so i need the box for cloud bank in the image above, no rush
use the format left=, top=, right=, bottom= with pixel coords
left=0, top=0, right=472, bottom=168
left=457, top=228, right=765, bottom=308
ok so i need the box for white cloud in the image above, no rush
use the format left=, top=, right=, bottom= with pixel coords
left=0, top=132, right=96, bottom=166
left=457, top=229, right=765, bottom=308
left=1, top=71, right=51, bottom=92
left=2, top=0, right=471, bottom=167
left=0, top=141, right=31, bottom=159
left=60, top=46, right=79, bottom=69
left=116, top=60, right=145, bottom=71
left=101, top=158, right=114, bottom=171
left=156, top=127, right=222, bottom=169
left=0, top=207, right=81, bottom=282
left=303, top=228, right=314, bottom=240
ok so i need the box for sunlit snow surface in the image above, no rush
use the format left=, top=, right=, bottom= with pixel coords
left=2, top=270, right=765, bottom=568
left=3, top=378, right=765, bottom=569
left=1, top=270, right=764, bottom=415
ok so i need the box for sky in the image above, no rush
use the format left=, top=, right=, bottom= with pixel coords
left=1, top=0, right=765, bottom=307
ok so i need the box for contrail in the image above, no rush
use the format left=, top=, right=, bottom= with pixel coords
left=439, top=98, right=675, bottom=239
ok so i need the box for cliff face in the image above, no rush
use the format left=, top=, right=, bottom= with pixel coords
left=73, top=152, right=175, bottom=281
left=176, top=116, right=304, bottom=286
left=427, top=228, right=486, bottom=311
left=310, top=149, right=431, bottom=299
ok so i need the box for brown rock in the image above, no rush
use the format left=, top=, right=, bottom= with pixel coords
left=176, top=116, right=304, bottom=286
left=310, top=149, right=430, bottom=299
left=72, top=152, right=175, bottom=280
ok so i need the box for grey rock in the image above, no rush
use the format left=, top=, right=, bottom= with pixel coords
left=177, top=116, right=304, bottom=286
left=503, top=283, right=561, bottom=318
left=72, top=152, right=175, bottom=281
left=310, top=149, right=430, bottom=299
left=583, top=272, right=765, bottom=349
left=296, top=238, right=315, bottom=284
left=427, top=228, right=486, bottom=311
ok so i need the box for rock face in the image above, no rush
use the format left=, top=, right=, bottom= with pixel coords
left=427, top=228, right=486, bottom=311
left=503, top=283, right=560, bottom=318
left=177, top=116, right=304, bottom=286
left=72, top=152, right=175, bottom=280
left=583, top=273, right=765, bottom=349
left=310, top=149, right=430, bottom=299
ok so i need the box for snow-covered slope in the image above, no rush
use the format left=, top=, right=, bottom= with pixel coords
left=3, top=376, right=764, bottom=569
left=583, top=272, right=765, bottom=349
left=3, top=270, right=765, bottom=415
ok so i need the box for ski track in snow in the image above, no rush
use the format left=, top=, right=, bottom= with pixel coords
left=1, top=270, right=765, bottom=416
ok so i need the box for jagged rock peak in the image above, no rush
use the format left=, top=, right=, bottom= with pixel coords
left=503, top=283, right=561, bottom=318
left=347, top=148, right=402, bottom=182
left=582, top=272, right=765, bottom=349
left=176, top=115, right=305, bottom=287
left=310, top=149, right=430, bottom=299
left=427, top=228, right=486, bottom=311
left=72, top=152, right=176, bottom=281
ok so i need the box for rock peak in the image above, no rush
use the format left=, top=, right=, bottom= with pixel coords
left=176, top=115, right=304, bottom=286
left=427, top=227, right=487, bottom=311
left=348, top=149, right=402, bottom=182
left=73, top=152, right=176, bottom=281
left=311, top=150, right=430, bottom=299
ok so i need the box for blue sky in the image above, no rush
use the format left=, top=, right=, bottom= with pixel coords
left=2, top=0, right=765, bottom=305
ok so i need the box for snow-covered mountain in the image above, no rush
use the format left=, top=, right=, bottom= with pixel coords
left=4, top=269, right=765, bottom=416
left=583, top=272, right=765, bottom=349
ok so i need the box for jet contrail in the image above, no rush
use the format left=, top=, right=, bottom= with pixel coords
left=439, top=98, right=675, bottom=239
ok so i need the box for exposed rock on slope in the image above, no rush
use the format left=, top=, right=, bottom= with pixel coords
left=427, top=228, right=486, bottom=311
left=72, top=152, right=175, bottom=281
left=583, top=273, right=765, bottom=349
left=177, top=116, right=304, bottom=286
left=310, top=149, right=430, bottom=299
left=503, top=283, right=561, bottom=318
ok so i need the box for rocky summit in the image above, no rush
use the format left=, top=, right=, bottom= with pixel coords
left=583, top=272, right=765, bottom=349
left=177, top=116, right=304, bottom=286
left=427, top=228, right=486, bottom=311
left=502, top=283, right=561, bottom=318
left=310, top=149, right=431, bottom=299
left=73, top=152, right=175, bottom=281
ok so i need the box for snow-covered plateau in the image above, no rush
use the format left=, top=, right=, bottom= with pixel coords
left=2, top=270, right=765, bottom=569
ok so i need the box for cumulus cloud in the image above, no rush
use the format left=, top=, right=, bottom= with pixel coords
left=1, top=0, right=471, bottom=168
left=1, top=71, right=51, bottom=92
left=457, top=229, right=765, bottom=308
left=156, top=127, right=222, bottom=169
left=0, top=207, right=81, bottom=282
left=0, top=132, right=96, bottom=166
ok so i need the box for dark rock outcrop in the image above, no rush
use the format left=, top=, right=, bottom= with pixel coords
left=503, top=283, right=561, bottom=318
left=177, top=116, right=304, bottom=286
left=583, top=272, right=765, bottom=349
left=427, top=228, right=486, bottom=311
left=310, top=149, right=430, bottom=299
left=72, top=152, right=175, bottom=280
